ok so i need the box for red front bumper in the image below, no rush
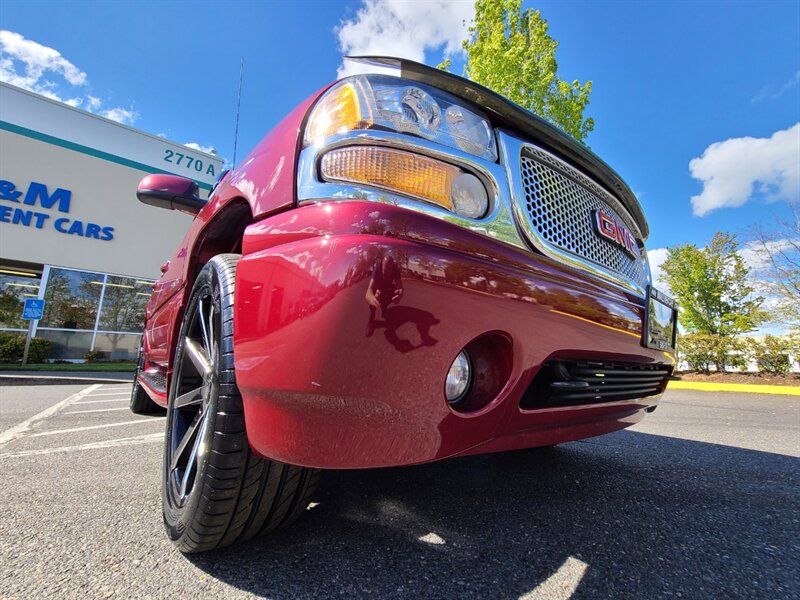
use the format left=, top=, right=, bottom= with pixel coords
left=233, top=202, right=673, bottom=469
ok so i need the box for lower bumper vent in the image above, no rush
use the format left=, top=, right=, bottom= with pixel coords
left=521, top=360, right=671, bottom=409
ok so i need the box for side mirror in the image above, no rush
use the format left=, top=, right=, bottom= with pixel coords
left=136, top=174, right=206, bottom=216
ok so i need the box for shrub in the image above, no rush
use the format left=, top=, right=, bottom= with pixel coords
left=724, top=336, right=749, bottom=371
left=747, top=335, right=793, bottom=375
left=0, top=333, right=25, bottom=362
left=27, top=338, right=51, bottom=363
left=0, top=333, right=52, bottom=363
left=678, top=333, right=745, bottom=372
left=84, top=350, right=107, bottom=363
left=678, top=333, right=715, bottom=372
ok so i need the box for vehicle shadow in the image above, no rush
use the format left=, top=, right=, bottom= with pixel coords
left=187, top=431, right=799, bottom=599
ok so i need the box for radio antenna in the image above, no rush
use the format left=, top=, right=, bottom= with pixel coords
left=232, top=58, right=244, bottom=167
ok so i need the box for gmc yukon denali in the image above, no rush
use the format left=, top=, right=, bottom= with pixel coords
left=132, top=56, right=678, bottom=553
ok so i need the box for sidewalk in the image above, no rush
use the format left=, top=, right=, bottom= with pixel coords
left=0, top=371, right=134, bottom=385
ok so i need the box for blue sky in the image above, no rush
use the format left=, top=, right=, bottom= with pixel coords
left=2, top=0, right=799, bottom=283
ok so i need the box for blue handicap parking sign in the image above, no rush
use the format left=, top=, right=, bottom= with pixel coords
left=22, top=298, right=45, bottom=321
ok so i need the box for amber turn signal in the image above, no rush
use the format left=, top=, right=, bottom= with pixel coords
left=320, top=146, right=487, bottom=216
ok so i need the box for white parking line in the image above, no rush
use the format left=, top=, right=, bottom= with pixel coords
left=28, top=420, right=162, bottom=438
left=74, top=398, right=129, bottom=404
left=0, top=384, right=101, bottom=447
left=0, top=433, right=162, bottom=459
left=80, top=391, right=133, bottom=397
left=521, top=557, right=589, bottom=600
left=64, top=407, right=132, bottom=414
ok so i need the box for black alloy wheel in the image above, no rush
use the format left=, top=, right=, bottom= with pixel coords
left=166, top=286, right=218, bottom=506
left=162, top=254, right=320, bottom=553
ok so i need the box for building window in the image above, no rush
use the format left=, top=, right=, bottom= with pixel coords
left=40, top=268, right=102, bottom=330
left=36, top=330, right=94, bottom=361
left=98, top=276, right=151, bottom=333
left=0, top=268, right=42, bottom=330
left=13, top=265, right=158, bottom=362
left=92, top=333, right=141, bottom=361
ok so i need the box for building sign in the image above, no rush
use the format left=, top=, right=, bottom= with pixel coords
left=163, top=149, right=217, bottom=177
left=0, top=178, right=115, bottom=241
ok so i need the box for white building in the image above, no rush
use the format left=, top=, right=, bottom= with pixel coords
left=0, top=82, right=224, bottom=361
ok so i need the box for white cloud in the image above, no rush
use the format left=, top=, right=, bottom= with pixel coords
left=184, top=142, right=216, bottom=155
left=773, top=71, right=800, bottom=98
left=101, top=107, right=137, bottom=125
left=0, top=29, right=137, bottom=124
left=647, top=247, right=669, bottom=289
left=648, top=240, right=790, bottom=284
left=335, top=0, right=473, bottom=78
left=739, top=238, right=795, bottom=273
left=752, top=70, right=800, bottom=103
left=647, top=238, right=797, bottom=319
left=647, top=242, right=780, bottom=290
left=0, top=30, right=86, bottom=89
left=689, top=123, right=800, bottom=217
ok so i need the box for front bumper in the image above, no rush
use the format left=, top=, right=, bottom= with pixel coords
left=234, top=201, right=674, bottom=469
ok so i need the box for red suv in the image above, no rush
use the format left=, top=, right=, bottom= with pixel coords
left=132, top=57, right=677, bottom=553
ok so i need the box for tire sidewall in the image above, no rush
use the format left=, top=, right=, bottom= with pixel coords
left=162, top=262, right=224, bottom=542
left=130, top=338, right=145, bottom=407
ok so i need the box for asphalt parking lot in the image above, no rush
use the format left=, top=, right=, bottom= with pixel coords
left=0, top=384, right=798, bottom=599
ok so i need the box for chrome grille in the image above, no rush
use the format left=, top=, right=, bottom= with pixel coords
left=517, top=145, right=647, bottom=289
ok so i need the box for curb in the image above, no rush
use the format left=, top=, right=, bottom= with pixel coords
left=668, top=381, right=800, bottom=396
left=0, top=374, right=133, bottom=386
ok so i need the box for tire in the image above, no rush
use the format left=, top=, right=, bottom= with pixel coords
left=162, top=254, right=320, bottom=553
left=130, top=338, right=161, bottom=414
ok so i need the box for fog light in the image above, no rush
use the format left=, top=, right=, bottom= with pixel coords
left=445, top=351, right=471, bottom=405
left=450, top=172, right=488, bottom=219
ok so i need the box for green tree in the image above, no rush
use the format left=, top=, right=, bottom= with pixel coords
left=443, top=0, right=594, bottom=142
left=662, top=232, right=767, bottom=337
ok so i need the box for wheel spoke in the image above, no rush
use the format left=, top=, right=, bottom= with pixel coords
left=175, top=385, right=203, bottom=409
left=208, top=304, right=216, bottom=365
left=184, top=337, right=211, bottom=376
left=171, top=410, right=203, bottom=471
left=178, top=412, right=209, bottom=499
left=198, top=298, right=214, bottom=368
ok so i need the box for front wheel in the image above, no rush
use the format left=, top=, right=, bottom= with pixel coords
left=162, top=254, right=319, bottom=553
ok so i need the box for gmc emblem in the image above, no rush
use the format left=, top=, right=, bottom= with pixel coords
left=592, top=210, right=637, bottom=258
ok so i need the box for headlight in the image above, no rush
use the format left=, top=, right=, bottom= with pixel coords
left=304, top=74, right=497, bottom=162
